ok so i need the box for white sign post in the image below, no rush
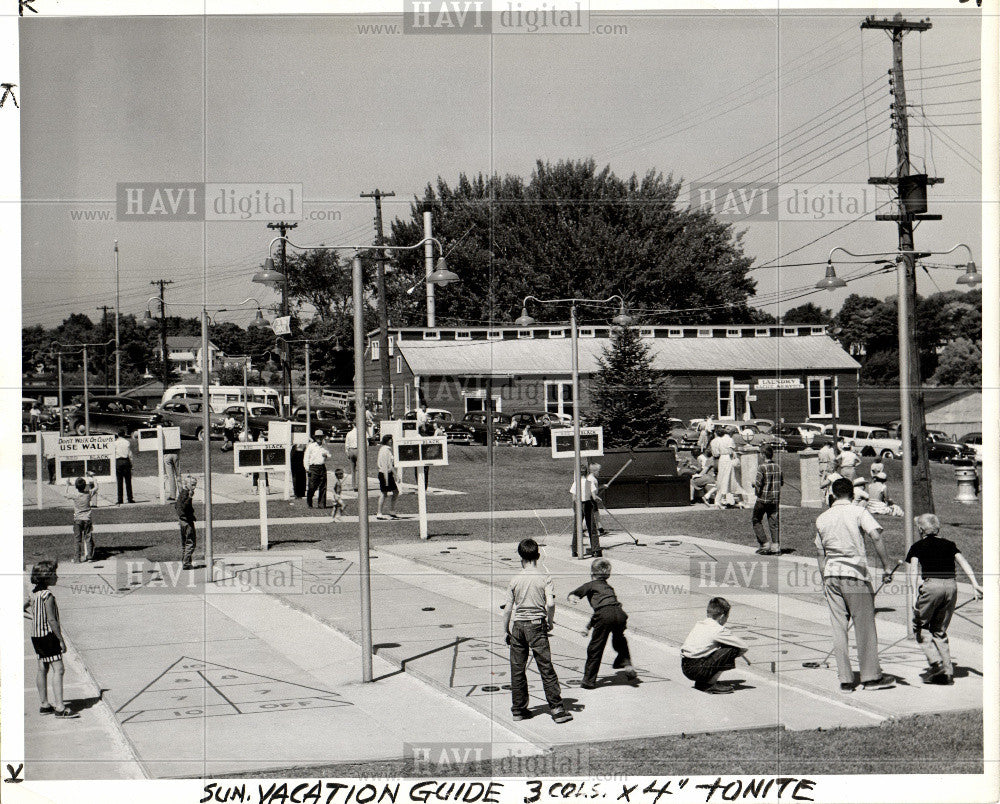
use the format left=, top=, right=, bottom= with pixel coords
left=393, top=435, right=448, bottom=541
left=268, top=421, right=294, bottom=501
left=136, top=427, right=165, bottom=504
left=234, top=443, right=290, bottom=550
left=22, top=432, right=43, bottom=510
left=550, top=426, right=605, bottom=459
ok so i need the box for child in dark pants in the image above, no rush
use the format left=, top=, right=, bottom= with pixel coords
left=680, top=597, right=748, bottom=694
left=567, top=558, right=636, bottom=688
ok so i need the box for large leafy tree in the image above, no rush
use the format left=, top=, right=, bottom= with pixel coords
left=931, top=337, right=981, bottom=386
left=383, top=158, right=757, bottom=326
left=592, top=326, right=671, bottom=448
left=781, top=302, right=832, bottom=324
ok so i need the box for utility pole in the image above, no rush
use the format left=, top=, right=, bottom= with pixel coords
left=863, top=13, right=940, bottom=517
left=114, top=240, right=121, bottom=394
left=151, top=279, right=174, bottom=391
left=97, top=305, right=112, bottom=392
left=267, top=221, right=297, bottom=412
left=361, top=189, right=395, bottom=417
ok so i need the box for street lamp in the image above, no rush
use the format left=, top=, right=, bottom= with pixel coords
left=260, top=234, right=459, bottom=683
left=143, top=296, right=267, bottom=583
left=516, top=295, right=632, bottom=559
left=819, top=243, right=978, bottom=632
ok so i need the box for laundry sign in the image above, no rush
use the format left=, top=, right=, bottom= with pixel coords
left=755, top=377, right=804, bottom=390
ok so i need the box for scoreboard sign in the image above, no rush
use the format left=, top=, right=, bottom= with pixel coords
left=550, top=426, right=604, bottom=459
left=394, top=436, right=448, bottom=468
left=379, top=419, right=420, bottom=444
left=234, top=443, right=289, bottom=474
left=55, top=434, right=115, bottom=482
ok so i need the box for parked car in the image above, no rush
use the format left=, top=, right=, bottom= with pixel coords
left=67, top=395, right=163, bottom=435
left=461, top=411, right=514, bottom=445
left=22, top=398, right=57, bottom=431
left=959, top=432, right=983, bottom=465
left=402, top=408, right=475, bottom=444
left=771, top=423, right=834, bottom=452
left=217, top=403, right=287, bottom=441
left=925, top=434, right=977, bottom=464
left=665, top=418, right=700, bottom=451
left=293, top=405, right=352, bottom=441
left=732, top=423, right=787, bottom=450
left=155, top=399, right=222, bottom=441
left=504, top=411, right=570, bottom=446
left=820, top=423, right=902, bottom=460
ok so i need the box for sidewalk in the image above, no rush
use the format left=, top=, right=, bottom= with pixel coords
left=26, top=560, right=538, bottom=779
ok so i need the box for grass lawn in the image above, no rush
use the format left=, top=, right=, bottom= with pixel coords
left=241, top=710, right=983, bottom=778
left=23, top=442, right=984, bottom=573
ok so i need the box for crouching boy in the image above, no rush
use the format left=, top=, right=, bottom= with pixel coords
left=680, top=597, right=748, bottom=694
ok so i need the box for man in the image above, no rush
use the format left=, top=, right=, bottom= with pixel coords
left=30, top=402, right=42, bottom=431
left=752, top=446, right=782, bottom=555
left=163, top=440, right=181, bottom=501
left=176, top=476, right=198, bottom=570
left=344, top=424, right=359, bottom=491
left=906, top=513, right=983, bottom=685
left=304, top=430, right=331, bottom=509
left=222, top=412, right=238, bottom=451
left=817, top=440, right=836, bottom=478
left=837, top=440, right=861, bottom=481
left=113, top=429, right=135, bottom=504
left=569, top=463, right=601, bottom=558
left=415, top=402, right=432, bottom=436
left=815, top=477, right=896, bottom=693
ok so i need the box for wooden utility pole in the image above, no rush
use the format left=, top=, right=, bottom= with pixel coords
left=267, top=221, right=297, bottom=411
left=150, top=279, right=174, bottom=390
left=361, top=189, right=395, bottom=417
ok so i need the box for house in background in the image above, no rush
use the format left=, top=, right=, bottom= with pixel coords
left=924, top=389, right=982, bottom=438
left=154, top=336, right=223, bottom=375
left=362, top=324, right=862, bottom=424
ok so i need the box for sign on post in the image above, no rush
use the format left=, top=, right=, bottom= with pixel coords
left=23, top=433, right=43, bottom=509
left=272, top=315, right=292, bottom=336
left=55, top=434, right=116, bottom=483
left=234, top=443, right=290, bottom=551
left=394, top=436, right=448, bottom=468
left=379, top=419, right=420, bottom=444
left=550, top=426, right=604, bottom=459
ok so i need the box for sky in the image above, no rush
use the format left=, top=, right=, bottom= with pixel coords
left=19, top=9, right=984, bottom=329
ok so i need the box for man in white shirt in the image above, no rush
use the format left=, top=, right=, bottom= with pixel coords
left=376, top=434, right=399, bottom=519
left=344, top=425, right=359, bottom=491
left=304, top=430, right=331, bottom=509
left=815, top=477, right=896, bottom=692
left=817, top=441, right=836, bottom=477
left=569, top=463, right=602, bottom=557
left=113, top=429, right=135, bottom=504
left=837, top=441, right=862, bottom=480
left=222, top=413, right=238, bottom=451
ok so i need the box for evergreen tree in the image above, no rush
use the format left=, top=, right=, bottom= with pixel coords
left=592, top=326, right=671, bottom=448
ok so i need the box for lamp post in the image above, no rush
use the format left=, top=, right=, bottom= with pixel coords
left=259, top=234, right=459, bottom=682
left=818, top=243, right=979, bottom=633
left=515, top=296, right=632, bottom=558
left=144, top=297, right=267, bottom=583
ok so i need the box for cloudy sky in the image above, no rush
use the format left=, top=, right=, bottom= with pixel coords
left=19, top=8, right=983, bottom=328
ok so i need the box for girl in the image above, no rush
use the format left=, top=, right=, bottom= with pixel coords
left=24, top=561, right=78, bottom=718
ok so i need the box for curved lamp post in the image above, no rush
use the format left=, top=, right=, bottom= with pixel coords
left=259, top=235, right=459, bottom=682
left=515, top=295, right=631, bottom=559
left=818, top=243, right=978, bottom=633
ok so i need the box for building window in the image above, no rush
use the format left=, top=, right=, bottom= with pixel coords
left=404, top=384, right=411, bottom=411
left=717, top=377, right=734, bottom=419
left=455, top=330, right=471, bottom=340
left=782, top=327, right=798, bottom=337
left=395, top=357, right=402, bottom=374
left=422, top=331, right=441, bottom=340
left=517, top=329, right=533, bottom=339
left=487, top=330, right=504, bottom=341
left=726, top=328, right=741, bottom=338
left=697, top=328, right=713, bottom=338
left=388, top=336, right=395, bottom=356
left=811, top=326, right=826, bottom=335
left=464, top=393, right=502, bottom=413
left=578, top=328, right=595, bottom=338
left=371, top=341, right=380, bottom=361
left=668, top=328, right=683, bottom=338
left=807, top=376, right=837, bottom=418
left=548, top=328, right=566, bottom=338
left=640, top=327, right=655, bottom=338
left=545, top=381, right=574, bottom=417
left=754, top=327, right=771, bottom=337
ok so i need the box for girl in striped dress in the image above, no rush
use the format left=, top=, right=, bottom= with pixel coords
left=23, top=561, right=78, bottom=718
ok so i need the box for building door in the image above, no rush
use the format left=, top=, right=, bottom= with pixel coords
left=733, top=384, right=751, bottom=421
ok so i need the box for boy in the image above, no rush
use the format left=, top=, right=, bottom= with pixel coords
left=680, top=597, right=748, bottom=694
left=567, top=558, right=636, bottom=688
left=24, top=561, right=79, bottom=718
left=376, top=435, right=399, bottom=520
left=502, top=538, right=573, bottom=723
left=906, top=513, right=983, bottom=685
left=176, top=476, right=198, bottom=570
left=330, top=468, right=346, bottom=521
left=66, top=475, right=98, bottom=563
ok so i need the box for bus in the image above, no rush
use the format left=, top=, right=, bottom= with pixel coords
left=160, top=384, right=284, bottom=415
